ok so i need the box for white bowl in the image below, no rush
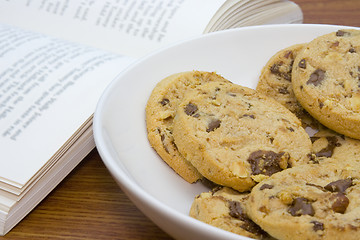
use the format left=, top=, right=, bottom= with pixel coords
left=93, top=24, right=354, bottom=240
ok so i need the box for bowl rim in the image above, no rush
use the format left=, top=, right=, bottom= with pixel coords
left=93, top=23, right=356, bottom=239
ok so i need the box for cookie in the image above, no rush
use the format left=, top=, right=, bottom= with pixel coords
left=189, top=187, right=270, bottom=239
left=256, top=41, right=360, bottom=160
left=310, top=128, right=360, bottom=161
left=172, top=81, right=312, bottom=192
left=145, top=71, right=230, bottom=183
left=292, top=29, right=360, bottom=139
left=256, top=43, right=320, bottom=129
left=247, top=159, right=360, bottom=240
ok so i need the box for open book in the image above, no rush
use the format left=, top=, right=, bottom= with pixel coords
left=0, top=0, right=302, bottom=235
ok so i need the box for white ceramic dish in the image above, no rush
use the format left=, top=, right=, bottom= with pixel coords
left=93, top=24, right=355, bottom=240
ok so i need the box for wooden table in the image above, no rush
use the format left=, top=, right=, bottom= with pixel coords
left=3, top=0, right=360, bottom=239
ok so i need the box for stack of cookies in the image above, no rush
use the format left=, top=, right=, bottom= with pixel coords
left=145, top=29, right=360, bottom=240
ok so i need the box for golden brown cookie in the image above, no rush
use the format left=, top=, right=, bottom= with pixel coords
left=247, top=159, right=360, bottom=240
left=256, top=43, right=321, bottom=129
left=292, top=29, right=360, bottom=139
left=173, top=81, right=312, bottom=192
left=190, top=187, right=271, bottom=239
left=146, top=71, right=230, bottom=183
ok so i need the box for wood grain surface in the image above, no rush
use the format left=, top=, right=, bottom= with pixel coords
left=2, top=0, right=360, bottom=239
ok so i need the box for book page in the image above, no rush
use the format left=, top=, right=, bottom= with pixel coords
left=0, top=0, right=226, bottom=58
left=0, top=24, right=134, bottom=188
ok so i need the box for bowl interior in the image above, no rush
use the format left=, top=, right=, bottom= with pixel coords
left=93, top=24, right=352, bottom=239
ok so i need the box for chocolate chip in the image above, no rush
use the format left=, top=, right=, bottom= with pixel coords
left=331, top=41, right=340, bottom=47
left=200, top=178, right=221, bottom=190
left=307, top=69, right=326, bottom=86
left=206, top=119, right=221, bottom=132
left=324, top=179, right=352, bottom=193
left=270, top=63, right=282, bottom=74
left=228, top=201, right=268, bottom=236
left=311, top=136, right=341, bottom=158
left=288, top=197, right=315, bottom=216
left=349, top=47, right=356, bottom=53
left=298, top=59, right=306, bottom=69
left=260, top=184, right=274, bottom=190
left=240, top=219, right=268, bottom=237
left=160, top=98, right=170, bottom=106
left=311, top=221, right=324, bottom=231
left=284, top=50, right=293, bottom=59
left=278, top=87, right=289, bottom=94
left=270, top=62, right=292, bottom=81
left=331, top=193, right=349, bottom=214
left=184, top=103, right=198, bottom=116
left=336, top=30, right=345, bottom=36
left=336, top=30, right=350, bottom=37
left=282, top=72, right=291, bottom=81
left=247, top=150, right=286, bottom=176
left=229, top=201, right=246, bottom=219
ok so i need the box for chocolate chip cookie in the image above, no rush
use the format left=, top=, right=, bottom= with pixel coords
left=292, top=29, right=360, bottom=139
left=146, top=71, right=231, bottom=183
left=173, top=81, right=312, bottom=192
left=256, top=43, right=321, bottom=129
left=247, top=159, right=360, bottom=240
left=190, top=187, right=270, bottom=239
left=311, top=128, right=360, bottom=162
